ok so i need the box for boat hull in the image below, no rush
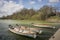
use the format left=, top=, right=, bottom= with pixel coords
left=9, top=28, right=37, bottom=38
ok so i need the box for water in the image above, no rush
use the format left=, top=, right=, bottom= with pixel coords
left=0, top=20, right=60, bottom=40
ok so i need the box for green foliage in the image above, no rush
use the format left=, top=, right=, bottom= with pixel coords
left=1, top=5, right=60, bottom=20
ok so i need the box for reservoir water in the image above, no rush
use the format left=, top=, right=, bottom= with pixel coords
left=0, top=20, right=60, bottom=40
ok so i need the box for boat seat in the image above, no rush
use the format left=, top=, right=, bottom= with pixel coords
left=19, top=29, right=23, bottom=32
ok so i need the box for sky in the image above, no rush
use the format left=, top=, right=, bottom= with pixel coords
left=0, top=0, right=60, bottom=17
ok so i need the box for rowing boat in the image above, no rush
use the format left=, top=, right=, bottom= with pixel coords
left=9, top=27, right=37, bottom=38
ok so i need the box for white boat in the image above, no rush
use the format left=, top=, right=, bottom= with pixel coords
left=33, top=24, right=56, bottom=29
left=8, top=27, right=37, bottom=38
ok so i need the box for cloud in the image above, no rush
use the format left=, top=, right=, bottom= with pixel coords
left=30, top=1, right=36, bottom=5
left=0, top=0, right=24, bottom=17
left=38, top=0, right=42, bottom=2
left=49, top=0, right=60, bottom=3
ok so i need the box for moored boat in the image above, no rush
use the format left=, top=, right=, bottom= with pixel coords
left=8, top=25, right=39, bottom=38
left=32, top=24, right=56, bottom=29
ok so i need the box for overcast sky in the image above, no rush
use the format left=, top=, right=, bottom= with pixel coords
left=0, top=0, right=60, bottom=17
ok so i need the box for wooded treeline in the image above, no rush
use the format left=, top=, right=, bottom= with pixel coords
left=1, top=5, right=60, bottom=20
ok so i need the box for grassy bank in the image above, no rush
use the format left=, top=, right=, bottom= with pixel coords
left=0, top=19, right=60, bottom=26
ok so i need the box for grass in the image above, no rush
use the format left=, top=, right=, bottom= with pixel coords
left=17, top=20, right=59, bottom=24
left=0, top=19, right=60, bottom=26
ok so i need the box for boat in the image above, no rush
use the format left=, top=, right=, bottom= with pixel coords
left=8, top=25, right=39, bottom=38
left=32, top=24, right=56, bottom=29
